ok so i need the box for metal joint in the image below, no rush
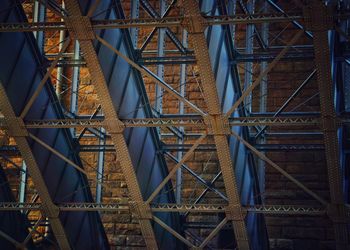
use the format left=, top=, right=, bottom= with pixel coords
left=182, top=16, right=206, bottom=33
left=104, top=118, right=125, bottom=134
left=225, top=204, right=246, bottom=221
left=204, top=115, right=230, bottom=135
left=42, top=203, right=60, bottom=218
left=5, top=117, right=28, bottom=137
left=129, top=201, right=153, bottom=220
left=181, top=0, right=207, bottom=34
left=64, top=16, right=95, bottom=40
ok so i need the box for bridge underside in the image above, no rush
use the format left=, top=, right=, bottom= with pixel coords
left=0, top=0, right=349, bottom=249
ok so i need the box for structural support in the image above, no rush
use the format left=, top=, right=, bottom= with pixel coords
left=305, top=1, right=350, bottom=249
left=96, top=128, right=105, bottom=203
left=182, top=1, right=250, bottom=249
left=176, top=28, right=188, bottom=204
left=154, top=0, right=166, bottom=128
left=63, top=1, right=158, bottom=248
left=0, top=83, right=71, bottom=249
left=243, top=0, right=255, bottom=113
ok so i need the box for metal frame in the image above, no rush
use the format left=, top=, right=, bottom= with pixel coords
left=0, top=0, right=349, bottom=249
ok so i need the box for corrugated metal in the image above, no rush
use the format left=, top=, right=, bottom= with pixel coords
left=0, top=1, right=108, bottom=249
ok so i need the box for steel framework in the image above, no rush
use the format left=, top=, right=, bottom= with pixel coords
left=0, top=0, right=349, bottom=249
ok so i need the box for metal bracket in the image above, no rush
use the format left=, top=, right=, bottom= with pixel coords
left=129, top=201, right=153, bottom=220
left=64, top=16, right=95, bottom=40
left=225, top=204, right=247, bottom=221
left=204, top=114, right=230, bottom=135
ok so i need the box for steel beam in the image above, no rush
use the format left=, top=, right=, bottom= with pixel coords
left=182, top=1, right=250, bottom=248
left=0, top=202, right=330, bottom=216
left=0, top=84, right=71, bottom=249
left=1, top=13, right=344, bottom=32
left=63, top=1, right=158, bottom=248
left=306, top=1, right=350, bottom=249
left=8, top=115, right=337, bottom=129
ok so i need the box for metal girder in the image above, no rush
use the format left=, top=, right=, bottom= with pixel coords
left=2, top=116, right=345, bottom=129
left=305, top=1, right=350, bottom=249
left=0, top=202, right=330, bottom=216
left=161, top=143, right=325, bottom=152
left=63, top=1, right=158, bottom=249
left=0, top=84, right=71, bottom=249
left=4, top=12, right=350, bottom=32
left=182, top=1, right=250, bottom=248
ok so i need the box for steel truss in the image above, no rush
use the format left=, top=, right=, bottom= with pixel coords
left=2, top=116, right=349, bottom=129
left=0, top=1, right=349, bottom=249
left=0, top=12, right=349, bottom=33
left=0, top=202, right=330, bottom=216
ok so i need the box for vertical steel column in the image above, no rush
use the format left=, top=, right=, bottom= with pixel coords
left=96, top=128, right=105, bottom=203
left=19, top=161, right=27, bottom=204
left=70, top=40, right=80, bottom=136
left=305, top=1, right=349, bottom=249
left=32, top=1, right=45, bottom=53
left=183, top=1, right=250, bottom=249
left=257, top=1, right=269, bottom=200
left=130, top=0, right=139, bottom=48
left=70, top=41, right=80, bottom=115
left=154, top=0, right=166, bottom=138
left=228, top=0, right=237, bottom=47
left=56, top=1, right=66, bottom=99
left=176, top=29, right=188, bottom=204
left=244, top=0, right=255, bottom=114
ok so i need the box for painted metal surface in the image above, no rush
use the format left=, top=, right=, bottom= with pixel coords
left=81, top=0, right=181, bottom=248
left=0, top=1, right=108, bottom=249
left=201, top=1, right=269, bottom=249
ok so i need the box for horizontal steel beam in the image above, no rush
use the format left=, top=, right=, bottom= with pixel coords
left=0, top=14, right=305, bottom=32
left=137, top=50, right=315, bottom=65
left=1, top=12, right=349, bottom=32
left=1, top=116, right=348, bottom=129
left=1, top=143, right=326, bottom=154
left=0, top=202, right=329, bottom=215
left=161, top=144, right=325, bottom=152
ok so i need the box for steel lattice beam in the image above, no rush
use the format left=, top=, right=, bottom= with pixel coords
left=0, top=12, right=349, bottom=32
left=2, top=116, right=348, bottom=130
left=0, top=202, right=330, bottom=216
